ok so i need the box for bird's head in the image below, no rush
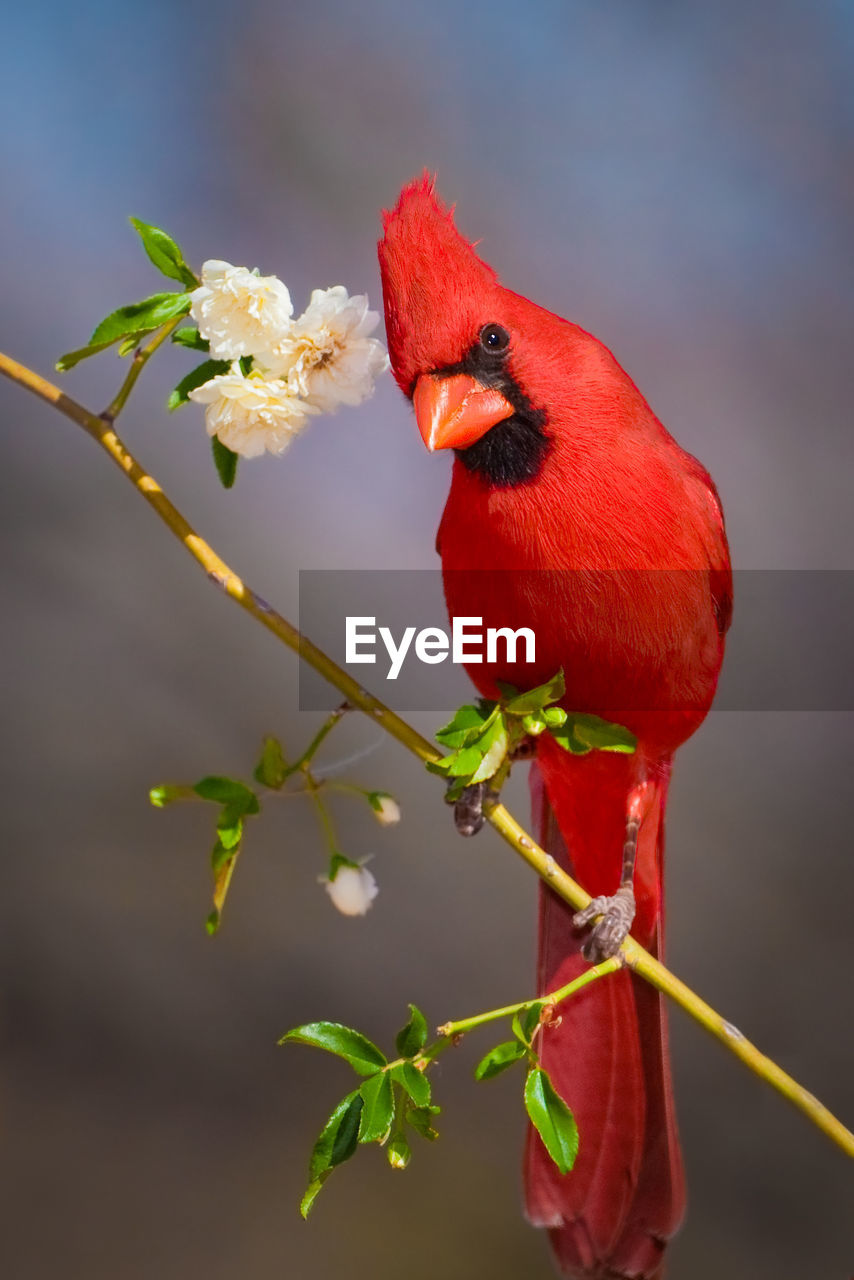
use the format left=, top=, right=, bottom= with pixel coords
left=378, top=174, right=560, bottom=487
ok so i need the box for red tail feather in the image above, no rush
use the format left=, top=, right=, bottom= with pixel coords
left=526, top=747, right=685, bottom=1279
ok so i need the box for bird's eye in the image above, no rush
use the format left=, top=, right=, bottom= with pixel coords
left=480, top=323, right=510, bottom=353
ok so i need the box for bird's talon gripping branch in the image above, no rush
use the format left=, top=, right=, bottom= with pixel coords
left=449, top=781, right=500, bottom=837
left=573, top=885, right=637, bottom=962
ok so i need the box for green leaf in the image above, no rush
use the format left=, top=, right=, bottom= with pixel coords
left=90, top=291, right=191, bottom=346
left=391, top=1062, right=431, bottom=1108
left=167, top=358, right=229, bottom=411
left=253, top=736, right=287, bottom=789
left=435, top=702, right=492, bottom=749
left=474, top=1040, right=528, bottom=1081
left=280, top=1023, right=387, bottom=1076
left=216, top=809, right=243, bottom=851
left=387, top=1134, right=411, bottom=1169
left=309, top=1090, right=363, bottom=1181
left=524, top=1067, right=579, bottom=1176
left=211, top=436, right=239, bottom=489
left=207, top=835, right=240, bottom=935
left=358, top=1071, right=394, bottom=1144
left=444, top=744, right=487, bottom=777
left=468, top=710, right=509, bottom=784
left=551, top=713, right=637, bottom=756
left=300, top=1177, right=327, bottom=1218
left=502, top=670, right=566, bottom=716
left=55, top=337, right=127, bottom=371
left=395, top=1003, right=428, bottom=1057
left=210, top=836, right=235, bottom=875
left=571, top=713, right=637, bottom=753
left=301, top=1090, right=364, bottom=1217
left=129, top=217, right=197, bottom=287
left=172, top=326, right=210, bottom=351
left=193, top=776, right=259, bottom=810
left=512, top=1002, right=543, bottom=1046
left=406, top=1104, right=440, bottom=1141
left=520, top=1002, right=543, bottom=1039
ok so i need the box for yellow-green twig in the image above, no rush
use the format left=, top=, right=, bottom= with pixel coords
left=1, top=347, right=852, bottom=1163
left=438, top=956, right=623, bottom=1040
left=101, top=315, right=184, bottom=423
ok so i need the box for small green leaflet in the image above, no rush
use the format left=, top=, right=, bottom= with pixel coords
left=55, top=337, right=130, bottom=371
left=90, top=291, right=191, bottom=347
left=280, top=1022, right=388, bottom=1076
left=190, top=776, right=260, bottom=935
left=395, top=1003, right=428, bottom=1057
left=429, top=703, right=508, bottom=795
left=211, top=437, right=238, bottom=489
left=512, top=1001, right=543, bottom=1046
left=499, top=670, right=566, bottom=716
left=253, top=736, right=288, bottom=789
left=193, top=776, right=259, bottom=808
left=301, top=1089, right=364, bottom=1218
left=474, top=1039, right=528, bottom=1081
left=129, top=217, right=198, bottom=288
left=434, top=702, right=494, bottom=749
left=171, top=325, right=210, bottom=351
left=406, top=1104, right=440, bottom=1141
left=167, top=358, right=229, bottom=411
left=551, top=713, right=637, bottom=756
left=358, top=1071, right=394, bottom=1144
left=524, top=1066, right=579, bottom=1176
left=391, top=1061, right=431, bottom=1108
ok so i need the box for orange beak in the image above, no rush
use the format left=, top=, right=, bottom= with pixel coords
left=413, top=373, right=514, bottom=452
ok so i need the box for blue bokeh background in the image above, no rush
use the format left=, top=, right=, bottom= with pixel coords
left=1, top=3, right=852, bottom=1277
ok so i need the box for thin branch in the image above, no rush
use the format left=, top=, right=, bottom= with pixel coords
left=437, top=956, right=623, bottom=1040
left=101, top=315, right=184, bottom=424
left=1, top=348, right=852, bottom=1162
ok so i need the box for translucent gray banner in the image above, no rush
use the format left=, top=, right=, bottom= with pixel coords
left=298, top=570, right=854, bottom=713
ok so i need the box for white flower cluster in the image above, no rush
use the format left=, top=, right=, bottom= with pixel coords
left=188, top=261, right=389, bottom=458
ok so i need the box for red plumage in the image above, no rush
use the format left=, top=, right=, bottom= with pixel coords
left=379, top=175, right=731, bottom=1279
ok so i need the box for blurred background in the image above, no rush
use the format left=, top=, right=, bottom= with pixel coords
left=1, top=1, right=853, bottom=1276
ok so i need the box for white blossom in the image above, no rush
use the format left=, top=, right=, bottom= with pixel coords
left=188, top=366, right=313, bottom=458
left=190, top=260, right=294, bottom=361
left=266, top=285, right=390, bottom=413
left=370, top=793, right=401, bottom=826
left=323, top=862, right=379, bottom=917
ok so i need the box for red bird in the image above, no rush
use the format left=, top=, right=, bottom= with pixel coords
left=378, top=176, right=731, bottom=1279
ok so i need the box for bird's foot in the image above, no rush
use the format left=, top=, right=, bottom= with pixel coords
left=573, top=886, right=636, bottom=961
left=446, top=781, right=500, bottom=837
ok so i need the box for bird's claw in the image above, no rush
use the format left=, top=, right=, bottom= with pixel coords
left=447, top=781, right=499, bottom=837
left=573, top=885, right=635, bottom=961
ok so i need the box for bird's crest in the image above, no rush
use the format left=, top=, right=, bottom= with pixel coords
left=378, top=173, right=500, bottom=394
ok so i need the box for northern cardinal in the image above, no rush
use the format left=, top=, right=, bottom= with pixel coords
left=378, top=176, right=731, bottom=1279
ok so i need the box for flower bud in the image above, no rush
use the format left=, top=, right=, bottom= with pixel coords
left=387, top=1135, right=411, bottom=1170
left=324, top=863, right=378, bottom=917
left=369, top=791, right=401, bottom=826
